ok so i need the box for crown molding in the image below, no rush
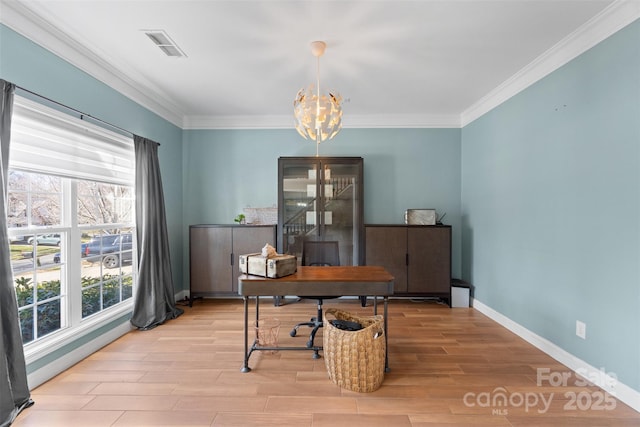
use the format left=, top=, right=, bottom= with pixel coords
left=345, top=114, right=461, bottom=129
left=2, top=0, right=638, bottom=131
left=183, top=114, right=293, bottom=130
left=0, top=0, right=185, bottom=128
left=461, top=0, right=640, bottom=127
left=182, top=113, right=461, bottom=130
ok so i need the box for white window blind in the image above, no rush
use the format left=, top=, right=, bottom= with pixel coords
left=9, top=95, right=135, bottom=186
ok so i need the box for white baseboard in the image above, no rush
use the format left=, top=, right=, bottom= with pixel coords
left=175, top=289, right=189, bottom=302
left=472, top=298, right=640, bottom=413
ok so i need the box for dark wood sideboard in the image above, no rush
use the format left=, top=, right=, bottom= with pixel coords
left=365, top=224, right=451, bottom=304
left=189, top=224, right=276, bottom=303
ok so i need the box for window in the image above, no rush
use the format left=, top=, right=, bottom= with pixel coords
left=8, top=172, right=64, bottom=343
left=7, top=95, right=136, bottom=347
left=76, top=180, right=135, bottom=318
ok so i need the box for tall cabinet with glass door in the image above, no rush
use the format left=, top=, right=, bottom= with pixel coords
left=277, top=157, right=364, bottom=266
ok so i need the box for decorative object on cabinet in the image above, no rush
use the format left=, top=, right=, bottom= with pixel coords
left=293, top=41, right=343, bottom=156
left=189, top=224, right=276, bottom=304
left=365, top=224, right=451, bottom=304
left=404, top=209, right=437, bottom=225
left=242, top=206, right=277, bottom=225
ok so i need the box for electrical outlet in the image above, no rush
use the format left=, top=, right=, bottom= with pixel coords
left=576, top=320, right=586, bottom=339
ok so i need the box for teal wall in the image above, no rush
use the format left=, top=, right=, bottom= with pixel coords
left=182, top=127, right=462, bottom=286
left=461, top=20, right=640, bottom=390
left=0, top=24, right=184, bottom=294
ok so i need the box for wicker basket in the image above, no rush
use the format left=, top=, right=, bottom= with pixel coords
left=322, top=308, right=386, bottom=392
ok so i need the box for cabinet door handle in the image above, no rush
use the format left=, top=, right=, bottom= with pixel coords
left=406, top=253, right=409, bottom=266
left=230, top=253, right=234, bottom=266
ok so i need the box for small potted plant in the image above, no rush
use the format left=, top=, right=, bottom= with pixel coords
left=234, top=213, right=246, bottom=225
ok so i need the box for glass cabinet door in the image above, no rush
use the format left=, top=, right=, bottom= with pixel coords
left=278, top=157, right=363, bottom=266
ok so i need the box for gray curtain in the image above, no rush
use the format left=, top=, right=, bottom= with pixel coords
left=130, top=135, right=183, bottom=330
left=1, top=80, right=34, bottom=426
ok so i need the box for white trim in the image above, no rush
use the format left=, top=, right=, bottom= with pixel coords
left=26, top=308, right=134, bottom=389
left=182, top=113, right=461, bottom=130
left=183, top=114, right=296, bottom=130
left=174, top=289, right=190, bottom=304
left=472, top=298, right=640, bottom=414
left=461, top=0, right=640, bottom=126
left=24, top=301, right=133, bottom=365
left=0, top=0, right=184, bottom=128
left=344, top=114, right=461, bottom=129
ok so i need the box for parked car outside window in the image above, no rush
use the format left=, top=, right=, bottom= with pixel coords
left=27, top=233, right=61, bottom=246
left=84, top=233, right=133, bottom=268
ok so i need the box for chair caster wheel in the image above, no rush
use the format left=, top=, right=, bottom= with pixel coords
left=306, top=340, right=314, bottom=348
left=290, top=329, right=297, bottom=337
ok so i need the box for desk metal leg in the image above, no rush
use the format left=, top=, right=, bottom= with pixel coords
left=241, top=296, right=251, bottom=372
left=255, top=295, right=260, bottom=326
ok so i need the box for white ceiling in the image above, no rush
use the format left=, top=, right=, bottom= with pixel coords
left=2, top=0, right=637, bottom=129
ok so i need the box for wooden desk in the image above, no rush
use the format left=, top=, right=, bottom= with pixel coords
left=238, top=266, right=395, bottom=372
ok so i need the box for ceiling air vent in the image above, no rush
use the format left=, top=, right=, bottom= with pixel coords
left=143, top=30, right=187, bottom=58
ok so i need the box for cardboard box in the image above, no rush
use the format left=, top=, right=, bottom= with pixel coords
left=239, top=253, right=297, bottom=278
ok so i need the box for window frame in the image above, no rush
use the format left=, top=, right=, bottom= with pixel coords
left=7, top=94, right=137, bottom=364
left=7, top=172, right=137, bottom=364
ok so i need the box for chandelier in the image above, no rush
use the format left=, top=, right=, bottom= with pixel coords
left=293, top=41, right=343, bottom=156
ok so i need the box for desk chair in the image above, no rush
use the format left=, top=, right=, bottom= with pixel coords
left=290, top=241, right=339, bottom=354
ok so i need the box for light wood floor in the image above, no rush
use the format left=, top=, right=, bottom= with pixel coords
left=14, top=298, right=640, bottom=426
